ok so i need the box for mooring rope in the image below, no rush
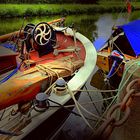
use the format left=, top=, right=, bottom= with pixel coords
left=68, top=87, right=94, bottom=130
left=94, top=60, right=140, bottom=129
left=67, top=87, right=111, bottom=131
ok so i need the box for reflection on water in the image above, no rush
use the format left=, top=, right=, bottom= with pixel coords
left=0, top=11, right=139, bottom=40
left=95, top=14, right=126, bottom=39
left=0, top=14, right=98, bottom=42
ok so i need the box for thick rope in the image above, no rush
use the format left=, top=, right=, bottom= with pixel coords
left=94, top=60, right=140, bottom=129
left=68, top=87, right=110, bottom=131
left=68, top=87, right=94, bottom=130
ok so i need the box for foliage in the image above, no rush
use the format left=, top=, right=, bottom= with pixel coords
left=0, top=3, right=127, bottom=18
left=0, top=14, right=99, bottom=39
left=0, top=1, right=140, bottom=18
left=0, top=0, right=98, bottom=4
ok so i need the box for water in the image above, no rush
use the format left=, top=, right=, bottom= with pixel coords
left=0, top=11, right=140, bottom=140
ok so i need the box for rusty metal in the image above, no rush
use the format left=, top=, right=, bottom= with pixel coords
left=134, top=92, right=140, bottom=97
left=93, top=117, right=115, bottom=140
left=126, top=78, right=140, bottom=93
left=107, top=103, right=130, bottom=126
left=126, top=79, right=140, bottom=97
left=11, top=102, right=32, bottom=116
left=120, top=89, right=135, bottom=111
left=93, top=78, right=140, bottom=140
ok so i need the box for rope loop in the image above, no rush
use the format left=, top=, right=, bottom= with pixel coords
left=53, top=84, right=68, bottom=96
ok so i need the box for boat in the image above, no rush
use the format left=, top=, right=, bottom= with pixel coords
left=93, top=19, right=140, bottom=88
left=0, top=18, right=97, bottom=139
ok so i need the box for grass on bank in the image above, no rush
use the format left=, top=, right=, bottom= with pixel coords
left=0, top=2, right=140, bottom=18
left=0, top=14, right=99, bottom=37
left=0, top=4, right=119, bottom=18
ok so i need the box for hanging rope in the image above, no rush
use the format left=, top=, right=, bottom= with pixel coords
left=68, top=87, right=109, bottom=130
left=93, top=78, right=140, bottom=140
left=94, top=60, right=140, bottom=129
left=68, top=87, right=94, bottom=130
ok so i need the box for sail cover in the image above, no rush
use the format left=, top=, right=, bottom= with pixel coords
left=118, top=20, right=140, bottom=56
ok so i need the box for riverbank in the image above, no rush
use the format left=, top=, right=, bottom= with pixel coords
left=0, top=2, right=140, bottom=18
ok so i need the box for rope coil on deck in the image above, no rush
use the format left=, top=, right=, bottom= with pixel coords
left=52, top=78, right=68, bottom=96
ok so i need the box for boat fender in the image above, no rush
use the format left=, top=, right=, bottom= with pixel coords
left=53, top=78, right=68, bottom=96
left=34, top=92, right=49, bottom=112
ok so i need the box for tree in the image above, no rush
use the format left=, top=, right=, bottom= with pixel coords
left=0, top=0, right=99, bottom=4
left=76, top=0, right=98, bottom=4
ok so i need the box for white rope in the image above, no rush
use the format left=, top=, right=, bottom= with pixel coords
left=68, top=87, right=94, bottom=130
left=64, top=96, right=116, bottom=109
left=52, top=82, right=68, bottom=96
left=94, top=61, right=140, bottom=129
left=44, top=82, right=56, bottom=94
left=76, top=101, right=106, bottom=121
left=73, top=89, right=118, bottom=93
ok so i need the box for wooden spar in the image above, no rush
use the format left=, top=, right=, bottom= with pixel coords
left=0, top=31, right=20, bottom=42
left=0, top=17, right=65, bottom=42
left=0, top=56, right=84, bottom=110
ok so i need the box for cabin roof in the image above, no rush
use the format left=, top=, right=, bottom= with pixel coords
left=118, top=20, right=140, bottom=56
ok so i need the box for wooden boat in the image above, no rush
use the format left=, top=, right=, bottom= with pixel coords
left=94, top=19, right=140, bottom=87
left=0, top=18, right=97, bottom=139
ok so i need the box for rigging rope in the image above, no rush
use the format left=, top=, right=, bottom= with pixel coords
left=48, top=99, right=97, bottom=122
left=94, top=59, right=140, bottom=129
left=68, top=87, right=94, bottom=130
left=84, top=85, right=101, bottom=116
